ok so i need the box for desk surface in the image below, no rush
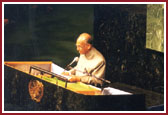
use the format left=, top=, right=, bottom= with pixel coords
left=4, top=61, right=102, bottom=95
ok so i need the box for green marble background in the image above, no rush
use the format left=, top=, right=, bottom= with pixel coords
left=146, top=4, right=164, bottom=52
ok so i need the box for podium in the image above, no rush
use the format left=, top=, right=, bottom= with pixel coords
left=4, top=61, right=146, bottom=111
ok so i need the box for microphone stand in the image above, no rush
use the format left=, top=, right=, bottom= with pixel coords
left=64, top=57, right=79, bottom=72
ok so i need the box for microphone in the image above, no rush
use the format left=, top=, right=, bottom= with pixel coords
left=66, top=57, right=79, bottom=69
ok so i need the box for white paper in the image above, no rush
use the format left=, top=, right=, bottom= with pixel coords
left=51, top=63, right=71, bottom=80
left=102, top=87, right=132, bottom=95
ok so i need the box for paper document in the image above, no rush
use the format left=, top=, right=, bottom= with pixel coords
left=51, top=63, right=71, bottom=80
left=102, top=87, right=132, bottom=95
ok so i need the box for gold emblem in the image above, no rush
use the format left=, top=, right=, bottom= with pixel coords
left=28, top=80, right=44, bottom=102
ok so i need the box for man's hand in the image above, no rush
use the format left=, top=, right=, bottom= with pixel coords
left=61, top=71, right=70, bottom=76
left=69, top=75, right=81, bottom=82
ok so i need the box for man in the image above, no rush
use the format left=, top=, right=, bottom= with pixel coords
left=63, top=33, right=106, bottom=86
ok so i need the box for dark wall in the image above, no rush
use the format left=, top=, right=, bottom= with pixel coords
left=94, top=4, right=164, bottom=93
left=4, top=4, right=93, bottom=67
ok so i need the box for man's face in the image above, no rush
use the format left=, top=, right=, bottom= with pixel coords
left=76, top=39, right=89, bottom=54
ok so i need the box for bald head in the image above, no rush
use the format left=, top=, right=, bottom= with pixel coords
left=77, top=33, right=92, bottom=44
left=76, top=33, right=92, bottom=54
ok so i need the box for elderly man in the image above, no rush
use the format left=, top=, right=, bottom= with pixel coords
left=63, top=33, right=106, bottom=86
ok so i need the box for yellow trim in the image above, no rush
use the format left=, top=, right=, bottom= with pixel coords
left=35, top=75, right=101, bottom=95
left=76, top=91, right=102, bottom=95
left=4, top=61, right=52, bottom=74
left=4, top=61, right=52, bottom=65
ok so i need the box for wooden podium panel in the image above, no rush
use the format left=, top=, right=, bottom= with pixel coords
left=4, top=61, right=146, bottom=111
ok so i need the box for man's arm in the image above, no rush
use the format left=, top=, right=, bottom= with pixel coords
left=62, top=61, right=106, bottom=86
left=80, top=61, right=106, bottom=85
